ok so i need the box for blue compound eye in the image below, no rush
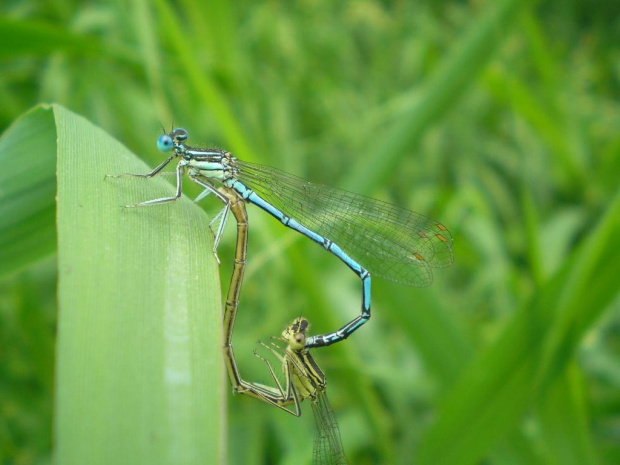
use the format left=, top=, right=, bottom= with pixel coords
left=157, top=134, right=174, bottom=152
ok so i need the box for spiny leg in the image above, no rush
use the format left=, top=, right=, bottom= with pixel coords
left=217, top=186, right=303, bottom=416
left=252, top=347, right=288, bottom=398
left=105, top=155, right=174, bottom=180
left=190, top=175, right=235, bottom=263
left=261, top=338, right=310, bottom=377
left=106, top=159, right=186, bottom=208
left=124, top=161, right=186, bottom=208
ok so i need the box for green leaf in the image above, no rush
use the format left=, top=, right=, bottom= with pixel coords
left=343, top=0, right=529, bottom=191
left=416, top=185, right=620, bottom=465
left=0, top=105, right=225, bottom=464
left=536, top=363, right=597, bottom=465
left=0, top=17, right=137, bottom=63
left=0, top=105, right=57, bottom=277
left=53, top=105, right=224, bottom=465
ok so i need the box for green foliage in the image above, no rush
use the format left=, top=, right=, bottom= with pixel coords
left=0, top=106, right=56, bottom=277
left=1, top=1, right=619, bottom=464
left=2, top=106, right=224, bottom=464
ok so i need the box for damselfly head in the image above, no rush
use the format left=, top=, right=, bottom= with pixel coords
left=157, top=128, right=188, bottom=154
left=290, top=317, right=309, bottom=334
left=283, top=317, right=309, bottom=350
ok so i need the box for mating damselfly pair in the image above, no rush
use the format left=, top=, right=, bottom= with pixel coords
left=216, top=186, right=348, bottom=464
left=108, top=127, right=453, bottom=464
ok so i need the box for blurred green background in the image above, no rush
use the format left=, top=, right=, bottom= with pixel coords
left=1, top=0, right=619, bottom=464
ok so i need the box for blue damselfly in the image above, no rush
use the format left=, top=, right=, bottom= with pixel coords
left=108, top=128, right=453, bottom=348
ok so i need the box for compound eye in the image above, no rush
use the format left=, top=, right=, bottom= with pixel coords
left=290, top=332, right=306, bottom=351
left=157, top=134, right=174, bottom=152
left=173, top=128, right=188, bottom=141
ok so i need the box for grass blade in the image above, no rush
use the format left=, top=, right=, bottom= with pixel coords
left=0, top=105, right=56, bottom=277
left=54, top=105, right=225, bottom=465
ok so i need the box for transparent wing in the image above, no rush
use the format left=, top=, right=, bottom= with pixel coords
left=236, top=161, right=453, bottom=287
left=311, top=392, right=349, bottom=465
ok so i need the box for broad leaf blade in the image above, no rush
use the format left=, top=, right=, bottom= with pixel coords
left=54, top=105, right=225, bottom=465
